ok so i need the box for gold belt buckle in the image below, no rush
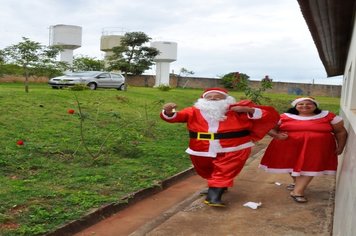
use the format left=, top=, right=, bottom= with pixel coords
left=197, top=132, right=214, bottom=140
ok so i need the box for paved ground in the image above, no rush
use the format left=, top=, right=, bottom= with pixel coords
left=74, top=137, right=335, bottom=236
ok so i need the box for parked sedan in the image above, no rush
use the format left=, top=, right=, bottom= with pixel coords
left=48, top=71, right=126, bottom=90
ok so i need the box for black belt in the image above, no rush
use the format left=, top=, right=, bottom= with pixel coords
left=189, top=130, right=250, bottom=140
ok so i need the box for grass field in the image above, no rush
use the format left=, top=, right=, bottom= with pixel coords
left=0, top=83, right=341, bottom=235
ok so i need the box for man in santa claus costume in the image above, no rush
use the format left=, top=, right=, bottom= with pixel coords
left=160, top=88, right=279, bottom=207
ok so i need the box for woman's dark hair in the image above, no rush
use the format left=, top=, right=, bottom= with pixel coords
left=286, top=102, right=322, bottom=115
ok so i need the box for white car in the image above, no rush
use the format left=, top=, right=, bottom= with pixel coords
left=48, top=71, right=126, bottom=90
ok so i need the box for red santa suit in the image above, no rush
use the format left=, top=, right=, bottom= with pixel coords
left=160, top=99, right=279, bottom=187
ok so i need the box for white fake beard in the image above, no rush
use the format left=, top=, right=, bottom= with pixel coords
left=194, top=96, right=236, bottom=121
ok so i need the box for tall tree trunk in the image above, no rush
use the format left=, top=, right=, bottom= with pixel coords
left=25, top=68, right=29, bottom=93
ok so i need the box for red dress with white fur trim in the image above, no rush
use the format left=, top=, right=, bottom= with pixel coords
left=259, top=111, right=340, bottom=176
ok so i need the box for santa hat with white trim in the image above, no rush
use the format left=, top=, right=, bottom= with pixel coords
left=201, top=87, right=229, bottom=98
left=291, top=97, right=319, bottom=107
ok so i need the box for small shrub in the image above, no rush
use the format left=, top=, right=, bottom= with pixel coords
left=112, top=136, right=143, bottom=158
left=157, top=85, right=171, bottom=91
left=221, top=72, right=273, bottom=104
left=69, top=84, right=89, bottom=91
left=116, top=95, right=129, bottom=103
left=220, top=72, right=249, bottom=90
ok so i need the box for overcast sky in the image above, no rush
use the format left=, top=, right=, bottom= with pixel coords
left=0, top=0, right=342, bottom=85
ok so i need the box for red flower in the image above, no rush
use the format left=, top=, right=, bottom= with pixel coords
left=16, top=140, right=24, bottom=146
left=67, top=109, right=75, bottom=114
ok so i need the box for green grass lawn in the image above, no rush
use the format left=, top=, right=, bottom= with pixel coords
left=0, top=83, right=340, bottom=235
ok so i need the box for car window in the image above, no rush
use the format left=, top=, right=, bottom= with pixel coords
left=97, top=73, right=110, bottom=79
left=111, top=73, right=124, bottom=79
left=66, top=72, right=99, bottom=77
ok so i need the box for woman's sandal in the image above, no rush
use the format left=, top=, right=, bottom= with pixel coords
left=286, top=183, right=295, bottom=191
left=290, top=194, right=308, bottom=203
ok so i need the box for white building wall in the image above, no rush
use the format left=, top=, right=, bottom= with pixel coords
left=333, top=16, right=356, bottom=236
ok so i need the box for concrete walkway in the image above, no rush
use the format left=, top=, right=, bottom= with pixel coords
left=75, top=146, right=335, bottom=236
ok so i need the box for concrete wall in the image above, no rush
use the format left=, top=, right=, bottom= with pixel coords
left=249, top=80, right=341, bottom=97
left=0, top=74, right=341, bottom=97
left=127, top=75, right=341, bottom=97
left=333, top=16, right=356, bottom=236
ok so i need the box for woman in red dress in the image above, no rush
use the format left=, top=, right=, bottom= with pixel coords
left=259, top=97, right=348, bottom=203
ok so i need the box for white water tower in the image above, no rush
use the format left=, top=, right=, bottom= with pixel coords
left=49, top=24, right=82, bottom=65
left=100, top=28, right=125, bottom=67
left=151, top=41, right=177, bottom=87
left=100, top=35, right=123, bottom=58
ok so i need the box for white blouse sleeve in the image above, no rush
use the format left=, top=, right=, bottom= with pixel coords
left=331, top=115, right=343, bottom=125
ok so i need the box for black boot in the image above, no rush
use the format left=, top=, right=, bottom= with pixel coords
left=199, top=187, right=209, bottom=196
left=200, top=187, right=228, bottom=196
left=204, top=187, right=226, bottom=207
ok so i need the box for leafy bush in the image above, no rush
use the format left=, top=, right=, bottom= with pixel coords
left=157, top=84, right=171, bottom=91
left=0, top=63, right=24, bottom=76
left=220, top=72, right=249, bottom=90
left=69, top=84, right=89, bottom=91
left=221, top=72, right=273, bottom=104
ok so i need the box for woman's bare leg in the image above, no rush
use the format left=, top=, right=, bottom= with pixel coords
left=292, top=176, right=314, bottom=196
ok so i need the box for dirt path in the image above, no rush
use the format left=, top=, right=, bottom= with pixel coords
left=74, top=137, right=272, bottom=236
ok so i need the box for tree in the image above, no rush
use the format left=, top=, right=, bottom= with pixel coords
left=174, top=67, right=195, bottom=88
left=220, top=72, right=249, bottom=89
left=3, top=37, right=62, bottom=92
left=0, top=50, right=6, bottom=76
left=178, top=67, right=194, bottom=77
left=0, top=49, right=5, bottom=64
left=239, top=74, right=273, bottom=104
left=72, top=55, right=105, bottom=72
left=107, top=32, right=159, bottom=76
left=221, top=72, right=273, bottom=104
